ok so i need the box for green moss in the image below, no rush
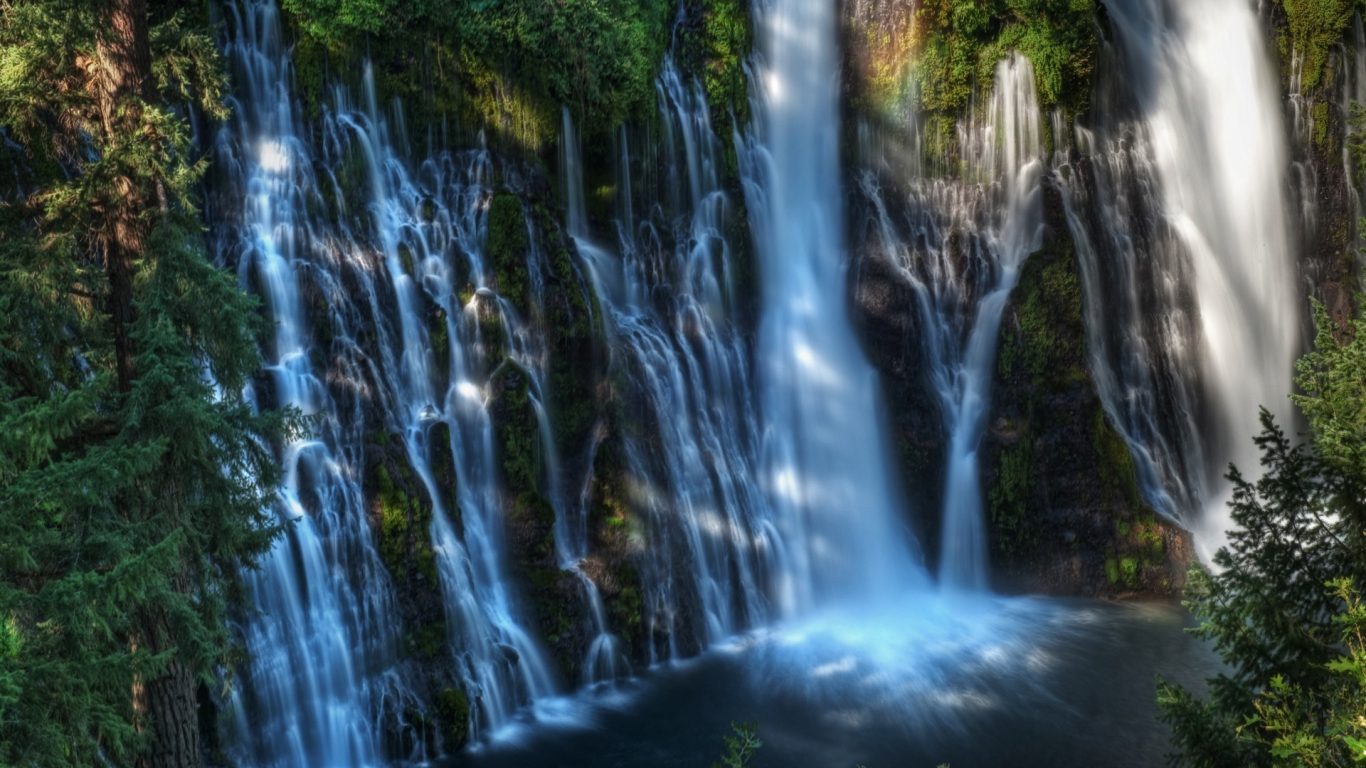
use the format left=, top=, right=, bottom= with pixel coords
left=989, top=440, right=1034, bottom=555
left=999, top=252, right=1087, bottom=386
left=1119, top=556, right=1139, bottom=589
left=492, top=365, right=540, bottom=494
left=1105, top=555, right=1119, bottom=585
left=1313, top=99, right=1332, bottom=150
left=434, top=687, right=470, bottom=749
left=534, top=204, right=605, bottom=452
left=488, top=193, right=530, bottom=313
left=373, top=455, right=437, bottom=583
left=1275, top=0, right=1356, bottom=93
left=1091, top=409, right=1141, bottom=510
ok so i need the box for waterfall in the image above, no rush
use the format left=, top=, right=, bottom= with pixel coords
left=739, top=0, right=924, bottom=606
left=214, top=3, right=406, bottom=764
left=218, top=0, right=562, bottom=757
left=1060, top=0, right=1300, bottom=555
left=566, top=58, right=776, bottom=660
left=931, top=56, right=1044, bottom=590
left=860, top=55, right=1044, bottom=590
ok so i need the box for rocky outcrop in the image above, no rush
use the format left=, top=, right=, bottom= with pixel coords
left=982, top=183, right=1190, bottom=597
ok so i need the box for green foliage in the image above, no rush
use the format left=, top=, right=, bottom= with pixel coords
left=910, top=0, right=1096, bottom=157
left=281, top=0, right=674, bottom=148
left=1158, top=411, right=1365, bottom=767
left=712, top=721, right=762, bottom=768
left=0, top=1, right=281, bottom=763
left=1295, top=300, right=1366, bottom=480
left=1274, top=0, right=1357, bottom=93
left=488, top=193, right=530, bottom=312
left=1246, top=579, right=1366, bottom=767
left=679, top=0, right=752, bottom=131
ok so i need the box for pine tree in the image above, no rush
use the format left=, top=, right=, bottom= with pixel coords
left=0, top=1, right=280, bottom=765
left=1159, top=303, right=1366, bottom=768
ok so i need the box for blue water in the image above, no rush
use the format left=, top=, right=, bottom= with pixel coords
left=448, top=597, right=1218, bottom=768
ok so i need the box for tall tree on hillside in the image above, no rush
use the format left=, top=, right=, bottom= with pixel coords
left=0, top=1, right=281, bottom=765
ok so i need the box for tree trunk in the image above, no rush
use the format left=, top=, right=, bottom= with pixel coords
left=134, top=611, right=202, bottom=768
left=94, top=3, right=203, bottom=764
left=94, top=0, right=151, bottom=392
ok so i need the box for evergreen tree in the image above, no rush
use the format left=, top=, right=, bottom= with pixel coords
left=0, top=1, right=280, bottom=765
left=1159, top=305, right=1366, bottom=768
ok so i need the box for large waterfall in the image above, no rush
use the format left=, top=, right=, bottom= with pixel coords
left=205, top=0, right=1312, bottom=763
left=740, top=0, right=924, bottom=608
left=1061, top=0, right=1301, bottom=555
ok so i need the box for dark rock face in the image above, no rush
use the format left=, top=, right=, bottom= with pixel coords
left=981, top=182, right=1190, bottom=597
left=848, top=180, right=947, bottom=560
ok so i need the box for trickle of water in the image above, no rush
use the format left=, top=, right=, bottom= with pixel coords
left=855, top=54, right=1043, bottom=591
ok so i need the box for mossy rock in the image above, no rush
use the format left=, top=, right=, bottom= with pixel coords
left=434, top=686, right=470, bottom=750
left=488, top=193, right=531, bottom=314
left=490, top=363, right=541, bottom=494
left=1273, top=0, right=1356, bottom=94
left=368, top=440, right=438, bottom=584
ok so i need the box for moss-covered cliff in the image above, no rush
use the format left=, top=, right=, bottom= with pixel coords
left=983, top=184, right=1190, bottom=596
left=1265, top=0, right=1364, bottom=329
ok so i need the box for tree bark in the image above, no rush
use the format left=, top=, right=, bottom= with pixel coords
left=94, top=2, right=203, bottom=765
left=134, top=611, right=202, bottom=768
left=94, top=0, right=151, bottom=392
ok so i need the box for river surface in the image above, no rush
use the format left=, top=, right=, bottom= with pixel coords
left=448, top=596, right=1219, bottom=768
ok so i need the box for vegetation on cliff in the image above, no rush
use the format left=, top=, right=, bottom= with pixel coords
left=906, top=0, right=1097, bottom=157
left=281, top=0, right=677, bottom=149
left=1272, top=0, right=1361, bottom=93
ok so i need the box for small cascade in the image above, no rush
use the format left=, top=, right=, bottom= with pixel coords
left=566, top=58, right=775, bottom=661
left=862, top=55, right=1044, bottom=591
left=1058, top=0, right=1300, bottom=554
left=739, top=0, right=924, bottom=607
left=322, top=66, right=556, bottom=737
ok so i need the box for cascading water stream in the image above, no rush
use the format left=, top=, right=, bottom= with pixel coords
left=1059, top=0, right=1300, bottom=555
left=564, top=58, right=776, bottom=661
left=214, top=4, right=406, bottom=765
left=324, top=67, right=557, bottom=737
left=932, top=57, right=1043, bottom=590
left=217, top=0, right=565, bottom=755
left=855, top=55, right=1043, bottom=592
left=739, top=0, right=924, bottom=606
